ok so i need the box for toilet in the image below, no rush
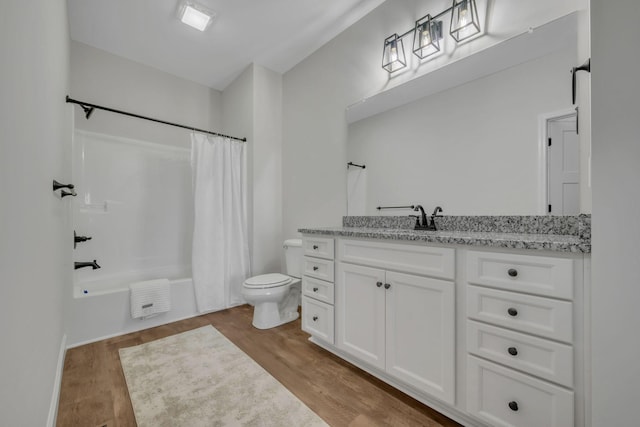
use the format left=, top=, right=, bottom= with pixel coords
left=242, top=239, right=302, bottom=329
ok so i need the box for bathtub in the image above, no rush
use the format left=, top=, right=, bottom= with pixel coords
left=66, top=277, right=200, bottom=348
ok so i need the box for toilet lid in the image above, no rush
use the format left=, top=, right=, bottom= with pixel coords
left=244, top=273, right=292, bottom=289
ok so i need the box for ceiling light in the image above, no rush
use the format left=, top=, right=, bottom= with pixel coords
left=177, top=1, right=216, bottom=32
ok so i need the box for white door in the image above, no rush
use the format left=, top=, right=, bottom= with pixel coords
left=336, top=262, right=386, bottom=370
left=547, top=117, right=580, bottom=215
left=385, top=271, right=456, bottom=404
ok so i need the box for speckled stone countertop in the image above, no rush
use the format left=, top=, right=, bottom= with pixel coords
left=299, top=215, right=591, bottom=253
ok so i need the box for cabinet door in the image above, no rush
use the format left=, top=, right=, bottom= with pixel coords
left=336, top=262, right=386, bottom=370
left=385, top=271, right=455, bottom=404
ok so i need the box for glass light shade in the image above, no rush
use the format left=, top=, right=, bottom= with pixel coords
left=449, top=0, right=481, bottom=42
left=382, top=34, right=407, bottom=73
left=413, top=15, right=442, bottom=59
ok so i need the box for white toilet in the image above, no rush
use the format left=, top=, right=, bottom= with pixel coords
left=242, top=239, right=302, bottom=329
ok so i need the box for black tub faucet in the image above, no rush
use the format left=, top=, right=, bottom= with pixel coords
left=74, top=260, right=101, bottom=270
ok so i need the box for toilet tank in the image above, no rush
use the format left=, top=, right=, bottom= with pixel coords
left=283, top=239, right=302, bottom=278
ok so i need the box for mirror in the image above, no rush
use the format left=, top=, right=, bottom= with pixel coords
left=346, top=16, right=591, bottom=217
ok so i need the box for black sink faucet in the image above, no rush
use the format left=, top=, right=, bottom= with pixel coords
left=413, top=205, right=428, bottom=228
left=412, top=205, right=443, bottom=230
left=74, top=260, right=101, bottom=270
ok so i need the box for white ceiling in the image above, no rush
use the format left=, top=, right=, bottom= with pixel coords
left=67, top=0, right=386, bottom=91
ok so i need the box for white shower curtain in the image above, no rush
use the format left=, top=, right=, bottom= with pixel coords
left=191, top=133, right=251, bottom=313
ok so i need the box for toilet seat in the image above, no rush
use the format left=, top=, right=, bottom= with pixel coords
left=244, top=273, right=292, bottom=289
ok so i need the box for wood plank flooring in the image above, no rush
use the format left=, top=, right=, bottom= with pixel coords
left=56, top=305, right=461, bottom=427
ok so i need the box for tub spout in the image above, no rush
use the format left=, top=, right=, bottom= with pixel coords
left=75, top=260, right=101, bottom=270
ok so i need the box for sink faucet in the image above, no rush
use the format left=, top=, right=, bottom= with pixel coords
left=413, top=205, right=428, bottom=228
left=412, top=205, right=443, bottom=231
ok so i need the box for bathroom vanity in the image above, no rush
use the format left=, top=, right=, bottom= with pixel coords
left=299, top=216, right=590, bottom=427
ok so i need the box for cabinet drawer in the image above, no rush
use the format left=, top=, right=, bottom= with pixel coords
left=302, top=296, right=334, bottom=344
left=467, top=320, right=573, bottom=387
left=467, top=356, right=574, bottom=427
left=303, top=257, right=334, bottom=282
left=467, top=251, right=573, bottom=299
left=467, top=286, right=573, bottom=343
left=303, top=236, right=334, bottom=260
left=302, top=276, right=334, bottom=305
left=338, top=239, right=455, bottom=280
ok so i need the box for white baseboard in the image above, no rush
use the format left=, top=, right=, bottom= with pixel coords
left=47, top=333, right=67, bottom=427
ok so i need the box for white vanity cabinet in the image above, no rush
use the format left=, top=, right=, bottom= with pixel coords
left=300, top=232, right=589, bottom=427
left=301, top=236, right=335, bottom=344
left=465, top=250, right=582, bottom=427
left=336, top=239, right=456, bottom=405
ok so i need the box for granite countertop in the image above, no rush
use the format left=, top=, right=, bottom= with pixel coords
left=299, top=215, right=591, bottom=253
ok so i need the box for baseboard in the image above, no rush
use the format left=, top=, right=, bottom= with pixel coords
left=66, top=312, right=202, bottom=349
left=47, top=333, right=67, bottom=427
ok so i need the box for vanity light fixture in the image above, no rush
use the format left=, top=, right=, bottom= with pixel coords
left=177, top=1, right=216, bottom=32
left=382, top=34, right=407, bottom=73
left=450, top=0, right=481, bottom=42
left=382, top=0, right=482, bottom=73
left=413, top=15, right=443, bottom=59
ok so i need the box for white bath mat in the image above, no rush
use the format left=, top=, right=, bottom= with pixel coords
left=119, top=325, right=327, bottom=427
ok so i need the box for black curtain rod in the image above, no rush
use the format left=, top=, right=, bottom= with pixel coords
left=65, top=96, right=247, bottom=142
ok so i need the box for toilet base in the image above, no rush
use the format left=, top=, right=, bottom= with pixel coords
left=252, top=303, right=299, bottom=329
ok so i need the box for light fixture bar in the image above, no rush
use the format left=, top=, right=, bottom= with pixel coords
left=382, top=0, right=483, bottom=73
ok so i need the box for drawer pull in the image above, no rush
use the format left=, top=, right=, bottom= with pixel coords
left=507, top=346, right=518, bottom=356
left=313, top=287, right=319, bottom=292
left=508, top=401, right=519, bottom=412
left=507, top=307, right=518, bottom=317
left=376, top=281, right=383, bottom=288
left=508, top=268, right=518, bottom=277
left=384, top=283, right=391, bottom=289
left=312, top=316, right=318, bottom=321
left=313, top=266, right=319, bottom=271
left=313, top=245, right=319, bottom=250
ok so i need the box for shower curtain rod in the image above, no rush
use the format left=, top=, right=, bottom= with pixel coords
left=65, top=96, right=247, bottom=142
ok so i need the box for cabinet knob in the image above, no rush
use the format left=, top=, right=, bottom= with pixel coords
left=508, top=401, right=519, bottom=411
left=313, top=287, right=319, bottom=292
left=313, top=245, right=319, bottom=250
left=313, top=266, right=319, bottom=271
left=507, top=307, right=518, bottom=317
left=312, top=316, right=318, bottom=321
left=508, top=347, right=518, bottom=356
left=384, top=283, right=391, bottom=289
left=508, top=268, right=518, bottom=277
left=376, top=281, right=383, bottom=288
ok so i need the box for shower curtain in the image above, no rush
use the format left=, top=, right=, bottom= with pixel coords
left=191, top=133, right=251, bottom=313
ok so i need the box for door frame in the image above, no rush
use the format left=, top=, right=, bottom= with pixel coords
left=538, top=109, right=578, bottom=215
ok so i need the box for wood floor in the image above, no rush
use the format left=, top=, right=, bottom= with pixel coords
left=56, top=305, right=461, bottom=427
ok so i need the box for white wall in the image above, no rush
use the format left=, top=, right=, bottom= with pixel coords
left=223, top=64, right=284, bottom=275
left=70, top=41, right=223, bottom=148
left=0, top=0, right=71, bottom=425
left=282, top=0, right=588, bottom=238
left=348, top=48, right=576, bottom=215
left=590, top=0, right=640, bottom=425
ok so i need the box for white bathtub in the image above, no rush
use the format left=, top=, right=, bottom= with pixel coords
left=66, top=277, right=200, bottom=348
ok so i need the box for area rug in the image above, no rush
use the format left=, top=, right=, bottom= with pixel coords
left=119, top=325, right=328, bottom=427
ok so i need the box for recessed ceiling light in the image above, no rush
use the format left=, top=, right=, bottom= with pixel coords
left=177, top=1, right=216, bottom=32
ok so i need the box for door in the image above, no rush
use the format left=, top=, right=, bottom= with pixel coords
left=547, top=116, right=579, bottom=215
left=336, top=262, right=386, bottom=370
left=385, top=271, right=456, bottom=404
